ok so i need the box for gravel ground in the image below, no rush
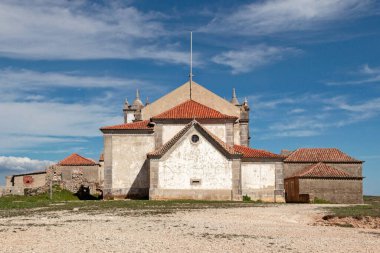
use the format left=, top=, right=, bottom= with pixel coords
left=0, top=204, right=379, bottom=253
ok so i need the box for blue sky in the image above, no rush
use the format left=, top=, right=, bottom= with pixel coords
left=0, top=0, right=379, bottom=195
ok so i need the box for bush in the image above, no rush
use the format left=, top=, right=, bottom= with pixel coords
left=243, top=195, right=251, bottom=202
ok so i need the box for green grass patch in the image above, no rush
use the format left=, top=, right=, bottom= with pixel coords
left=0, top=190, right=268, bottom=218
left=327, top=196, right=380, bottom=218
left=313, top=197, right=331, bottom=204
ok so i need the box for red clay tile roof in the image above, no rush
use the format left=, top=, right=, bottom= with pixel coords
left=284, top=148, right=361, bottom=163
left=233, top=145, right=283, bottom=159
left=151, top=100, right=238, bottom=120
left=100, top=120, right=153, bottom=131
left=58, top=153, right=97, bottom=166
left=148, top=120, right=241, bottom=158
left=292, top=162, right=354, bottom=178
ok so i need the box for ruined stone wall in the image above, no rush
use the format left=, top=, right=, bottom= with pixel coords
left=47, top=165, right=100, bottom=194
left=150, top=128, right=236, bottom=200
left=108, top=134, right=155, bottom=199
left=299, top=178, right=363, bottom=204
left=5, top=176, right=12, bottom=188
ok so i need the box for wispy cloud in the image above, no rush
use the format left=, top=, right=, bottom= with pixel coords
left=202, top=0, right=375, bottom=36
left=212, top=45, right=300, bottom=74
left=0, top=156, right=54, bottom=173
left=327, top=64, right=380, bottom=85
left=0, top=69, right=144, bottom=89
left=251, top=93, right=380, bottom=139
left=0, top=0, right=188, bottom=63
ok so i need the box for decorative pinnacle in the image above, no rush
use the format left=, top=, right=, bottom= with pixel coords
left=136, top=89, right=140, bottom=99
left=231, top=88, right=240, bottom=105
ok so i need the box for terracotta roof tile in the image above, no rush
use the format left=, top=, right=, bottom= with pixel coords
left=292, top=162, right=355, bottom=178
left=233, top=145, right=283, bottom=159
left=58, top=153, right=97, bottom=166
left=151, top=100, right=238, bottom=120
left=100, top=120, right=153, bottom=131
left=284, top=148, right=361, bottom=163
left=148, top=120, right=240, bottom=158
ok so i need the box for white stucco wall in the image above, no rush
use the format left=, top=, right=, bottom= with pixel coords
left=241, top=163, right=276, bottom=190
left=158, top=129, right=232, bottom=190
left=162, top=124, right=227, bottom=144
left=112, top=134, right=155, bottom=189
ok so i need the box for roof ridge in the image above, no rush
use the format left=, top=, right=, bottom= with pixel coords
left=293, top=162, right=353, bottom=178
left=151, top=99, right=237, bottom=120
left=100, top=120, right=153, bottom=131
left=233, top=144, right=283, bottom=159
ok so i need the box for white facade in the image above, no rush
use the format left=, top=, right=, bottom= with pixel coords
left=158, top=129, right=232, bottom=190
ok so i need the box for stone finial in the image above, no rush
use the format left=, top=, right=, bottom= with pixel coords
left=132, top=89, right=144, bottom=109
left=231, top=88, right=240, bottom=105
left=242, top=97, right=250, bottom=111
left=123, top=98, right=129, bottom=110
left=145, top=97, right=150, bottom=106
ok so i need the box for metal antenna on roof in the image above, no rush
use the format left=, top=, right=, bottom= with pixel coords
left=189, top=31, right=193, bottom=100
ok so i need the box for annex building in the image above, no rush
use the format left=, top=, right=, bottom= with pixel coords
left=99, top=81, right=364, bottom=203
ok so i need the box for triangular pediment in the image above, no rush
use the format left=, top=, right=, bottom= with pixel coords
left=147, top=121, right=241, bottom=160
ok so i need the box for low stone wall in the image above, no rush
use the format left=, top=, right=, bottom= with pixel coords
left=0, top=187, right=24, bottom=196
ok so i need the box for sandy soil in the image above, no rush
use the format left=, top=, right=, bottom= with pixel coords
left=0, top=204, right=379, bottom=253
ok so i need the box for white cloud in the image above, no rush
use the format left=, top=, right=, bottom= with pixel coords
left=327, top=64, right=380, bottom=85
left=202, top=0, right=374, bottom=35
left=0, top=102, right=120, bottom=138
left=212, top=45, right=300, bottom=74
left=0, top=156, right=54, bottom=173
left=0, top=0, right=188, bottom=63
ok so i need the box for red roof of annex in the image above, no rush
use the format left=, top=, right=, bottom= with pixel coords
left=233, top=145, right=283, bottom=159
left=284, top=148, right=361, bottom=163
left=58, top=153, right=97, bottom=166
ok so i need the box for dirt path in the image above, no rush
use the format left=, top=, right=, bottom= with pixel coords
left=0, top=204, right=379, bottom=253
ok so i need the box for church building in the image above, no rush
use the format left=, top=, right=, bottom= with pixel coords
left=100, top=81, right=364, bottom=203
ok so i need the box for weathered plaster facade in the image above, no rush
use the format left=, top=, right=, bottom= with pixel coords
left=241, top=162, right=285, bottom=202
left=103, top=133, right=155, bottom=199
left=149, top=126, right=240, bottom=200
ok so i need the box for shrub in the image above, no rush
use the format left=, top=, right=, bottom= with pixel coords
left=243, top=195, right=251, bottom=202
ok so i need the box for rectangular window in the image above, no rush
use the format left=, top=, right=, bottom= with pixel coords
left=190, top=179, right=201, bottom=185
